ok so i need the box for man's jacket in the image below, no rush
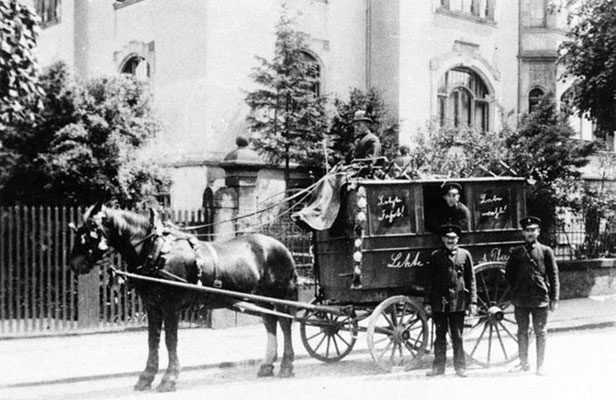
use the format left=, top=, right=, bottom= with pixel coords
left=424, top=247, right=477, bottom=313
left=348, top=131, right=381, bottom=162
left=505, top=242, right=560, bottom=308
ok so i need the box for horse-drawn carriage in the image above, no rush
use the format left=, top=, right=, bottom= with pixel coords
left=297, top=176, right=526, bottom=371
left=68, top=174, right=528, bottom=390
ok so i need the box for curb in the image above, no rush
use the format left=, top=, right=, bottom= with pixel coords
left=2, top=318, right=614, bottom=389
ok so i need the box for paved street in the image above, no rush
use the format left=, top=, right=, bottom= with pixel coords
left=1, top=326, right=615, bottom=400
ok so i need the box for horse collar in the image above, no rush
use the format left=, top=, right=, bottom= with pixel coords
left=202, top=242, right=222, bottom=288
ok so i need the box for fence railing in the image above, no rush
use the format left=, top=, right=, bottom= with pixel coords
left=0, top=205, right=310, bottom=337
left=4, top=203, right=612, bottom=337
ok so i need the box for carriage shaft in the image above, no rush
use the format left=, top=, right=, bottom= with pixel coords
left=113, top=269, right=343, bottom=316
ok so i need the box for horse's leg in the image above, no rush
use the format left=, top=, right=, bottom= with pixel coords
left=278, top=309, right=295, bottom=378
left=134, top=305, right=162, bottom=390
left=157, top=309, right=181, bottom=392
left=257, top=314, right=278, bottom=377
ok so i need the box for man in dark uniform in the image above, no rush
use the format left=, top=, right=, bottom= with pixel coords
left=438, top=182, right=471, bottom=230
left=505, top=216, right=559, bottom=376
left=345, top=110, right=381, bottom=163
left=424, top=224, right=477, bottom=377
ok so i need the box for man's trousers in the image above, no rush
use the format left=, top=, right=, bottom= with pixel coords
left=514, top=306, right=548, bottom=368
left=432, top=312, right=466, bottom=371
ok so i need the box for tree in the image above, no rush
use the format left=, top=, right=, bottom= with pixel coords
left=0, top=0, right=42, bottom=126
left=407, top=124, right=509, bottom=179
left=560, top=0, right=616, bottom=136
left=0, top=62, right=168, bottom=207
left=505, top=96, right=596, bottom=239
left=328, top=88, right=399, bottom=165
left=245, top=9, right=329, bottom=180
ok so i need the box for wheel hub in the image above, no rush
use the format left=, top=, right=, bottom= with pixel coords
left=392, top=326, right=410, bottom=343
left=487, top=305, right=504, bottom=321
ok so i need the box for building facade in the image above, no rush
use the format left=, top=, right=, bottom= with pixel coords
left=27, top=0, right=591, bottom=208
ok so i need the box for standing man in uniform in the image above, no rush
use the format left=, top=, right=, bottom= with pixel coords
left=345, top=110, right=381, bottom=163
left=506, top=216, right=559, bottom=376
left=438, top=182, right=471, bottom=230
left=424, top=224, right=477, bottom=377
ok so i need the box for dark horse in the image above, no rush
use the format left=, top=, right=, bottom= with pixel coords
left=68, top=203, right=298, bottom=392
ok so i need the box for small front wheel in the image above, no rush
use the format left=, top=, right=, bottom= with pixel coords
left=299, top=299, right=358, bottom=363
left=366, top=296, right=429, bottom=372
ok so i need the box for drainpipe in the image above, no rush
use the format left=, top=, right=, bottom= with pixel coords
left=366, top=0, right=372, bottom=90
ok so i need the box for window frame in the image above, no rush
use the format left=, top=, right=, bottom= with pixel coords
left=528, top=87, right=546, bottom=113
left=437, top=0, right=495, bottom=23
left=298, top=50, right=323, bottom=98
left=35, top=0, right=61, bottom=29
left=437, top=67, right=491, bottom=132
left=119, top=55, right=151, bottom=80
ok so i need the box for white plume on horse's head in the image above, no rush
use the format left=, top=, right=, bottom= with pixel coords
left=84, top=201, right=107, bottom=222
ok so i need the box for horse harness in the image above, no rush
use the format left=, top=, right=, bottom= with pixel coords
left=137, top=224, right=224, bottom=288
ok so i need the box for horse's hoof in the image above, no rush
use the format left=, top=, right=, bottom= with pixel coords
left=157, top=380, right=177, bottom=392
left=256, top=364, right=275, bottom=377
left=134, top=379, right=152, bottom=391
left=278, top=365, right=294, bottom=378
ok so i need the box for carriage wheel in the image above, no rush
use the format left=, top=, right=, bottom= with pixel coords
left=299, top=299, right=358, bottom=363
left=464, top=262, right=519, bottom=367
left=366, top=296, right=429, bottom=372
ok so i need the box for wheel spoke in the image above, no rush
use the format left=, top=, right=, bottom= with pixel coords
left=404, top=341, right=418, bottom=358
left=493, top=271, right=500, bottom=305
left=377, top=340, right=393, bottom=360
left=332, top=333, right=341, bottom=357
left=480, top=273, right=492, bottom=304
left=306, top=330, right=325, bottom=342
left=373, top=335, right=392, bottom=346
left=497, top=286, right=511, bottom=305
left=403, top=316, right=419, bottom=330
left=313, top=332, right=327, bottom=353
left=494, top=321, right=508, bottom=359
left=398, top=302, right=408, bottom=326
left=502, top=316, right=517, bottom=325
left=389, top=342, right=397, bottom=364
left=476, top=296, right=489, bottom=310
left=388, top=307, right=398, bottom=327
left=497, top=319, right=518, bottom=342
left=374, top=326, right=395, bottom=336
left=334, top=332, right=351, bottom=348
left=487, top=322, right=494, bottom=363
left=325, top=335, right=331, bottom=358
left=381, top=312, right=395, bottom=329
left=470, top=319, right=490, bottom=357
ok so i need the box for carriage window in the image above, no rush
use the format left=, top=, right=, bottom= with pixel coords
left=474, top=185, right=514, bottom=230
left=367, top=185, right=415, bottom=235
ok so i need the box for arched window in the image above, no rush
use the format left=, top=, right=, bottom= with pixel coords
left=120, top=55, right=150, bottom=79
left=299, top=51, right=321, bottom=97
left=528, top=88, right=545, bottom=113
left=437, top=67, right=491, bottom=131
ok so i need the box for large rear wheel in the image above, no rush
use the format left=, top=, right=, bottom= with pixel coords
left=366, top=296, right=429, bottom=372
left=464, top=262, right=519, bottom=367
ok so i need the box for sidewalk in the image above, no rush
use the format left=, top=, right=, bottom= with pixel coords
left=1, top=295, right=615, bottom=388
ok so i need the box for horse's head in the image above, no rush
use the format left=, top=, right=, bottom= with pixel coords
left=68, top=202, right=111, bottom=274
